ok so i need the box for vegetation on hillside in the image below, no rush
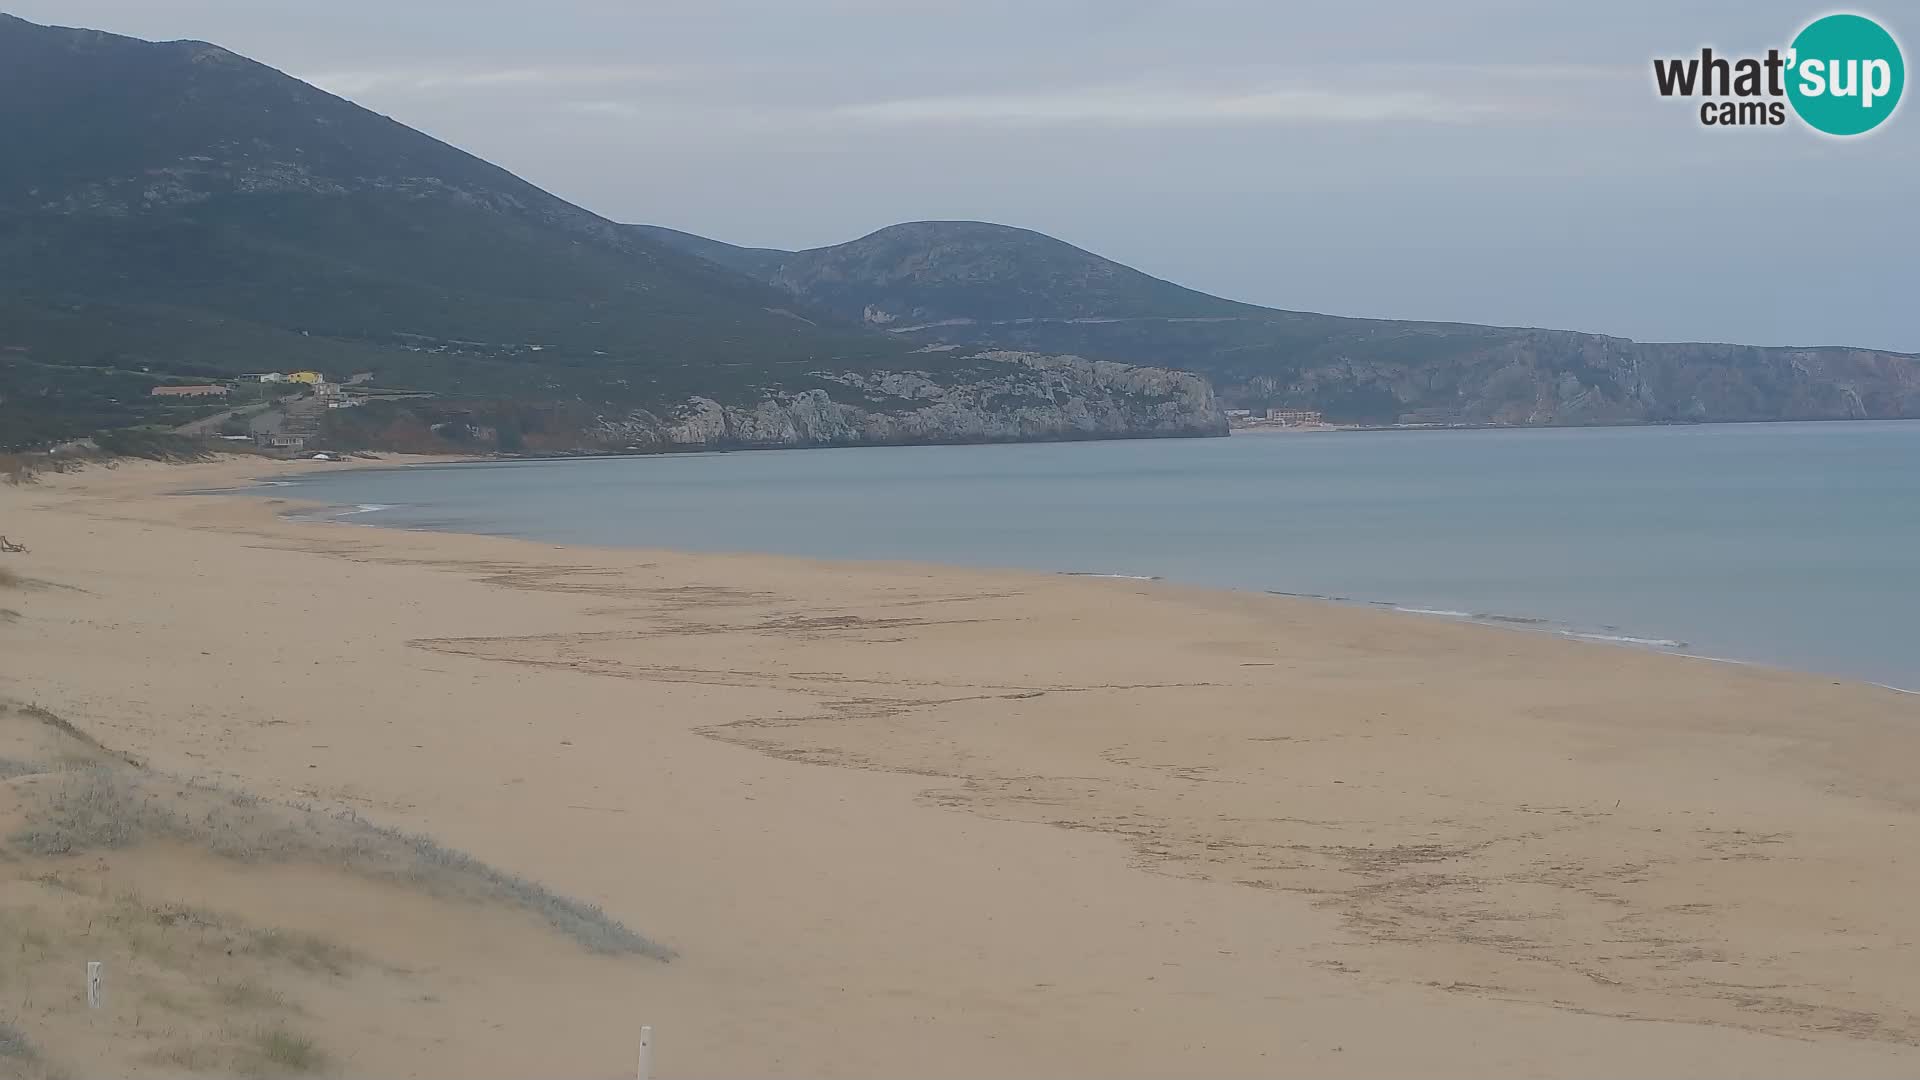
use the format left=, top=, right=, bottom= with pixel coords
left=639, top=220, right=1920, bottom=425
left=0, top=14, right=945, bottom=449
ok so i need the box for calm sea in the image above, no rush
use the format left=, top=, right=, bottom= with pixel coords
left=259, top=421, right=1920, bottom=690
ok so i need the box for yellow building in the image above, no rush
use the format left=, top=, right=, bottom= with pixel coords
left=288, top=370, right=324, bottom=385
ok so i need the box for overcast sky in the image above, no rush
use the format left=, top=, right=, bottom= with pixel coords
left=12, top=1, right=1915, bottom=351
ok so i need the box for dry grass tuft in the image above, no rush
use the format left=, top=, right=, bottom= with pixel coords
left=245, top=1025, right=327, bottom=1074
left=246, top=929, right=356, bottom=976
left=0, top=451, right=59, bottom=485
left=213, top=977, right=290, bottom=1012
left=144, top=1040, right=227, bottom=1073
left=9, top=766, right=152, bottom=854
left=0, top=449, right=91, bottom=485
left=4, top=441, right=238, bottom=487
left=0, top=1019, right=37, bottom=1061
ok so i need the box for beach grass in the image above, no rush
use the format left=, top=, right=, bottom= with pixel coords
left=248, top=1025, right=327, bottom=1073
left=3, top=704, right=670, bottom=959
left=0, top=1019, right=38, bottom=1062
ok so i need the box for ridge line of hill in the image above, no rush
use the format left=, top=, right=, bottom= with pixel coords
left=629, top=219, right=1920, bottom=425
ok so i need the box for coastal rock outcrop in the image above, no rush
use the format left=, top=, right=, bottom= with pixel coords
left=588, top=352, right=1225, bottom=450
left=633, top=219, right=1920, bottom=427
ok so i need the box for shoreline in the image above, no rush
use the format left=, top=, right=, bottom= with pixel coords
left=5, top=454, right=1919, bottom=1076
left=1233, top=417, right=1920, bottom=435
left=245, top=454, right=1919, bottom=695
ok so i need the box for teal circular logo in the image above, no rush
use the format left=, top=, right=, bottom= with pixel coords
left=1787, top=14, right=1905, bottom=135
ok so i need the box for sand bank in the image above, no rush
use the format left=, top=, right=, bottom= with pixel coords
left=2, top=454, right=1917, bottom=1076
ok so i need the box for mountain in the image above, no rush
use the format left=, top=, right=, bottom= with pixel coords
left=635, top=220, right=1920, bottom=426
left=626, top=220, right=1255, bottom=324
left=0, top=15, right=1221, bottom=451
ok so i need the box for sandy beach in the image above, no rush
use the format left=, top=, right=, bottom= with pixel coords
left=3, top=454, right=1919, bottom=1077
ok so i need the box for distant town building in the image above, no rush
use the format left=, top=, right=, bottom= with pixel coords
left=1224, top=409, right=1254, bottom=418
left=255, top=372, right=289, bottom=383
left=287, top=370, right=324, bottom=385
left=1264, top=408, right=1323, bottom=425
left=150, top=384, right=230, bottom=397
left=254, top=432, right=310, bottom=451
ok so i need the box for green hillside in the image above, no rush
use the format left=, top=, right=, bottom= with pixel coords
left=638, top=220, right=1920, bottom=426
left=0, top=13, right=912, bottom=449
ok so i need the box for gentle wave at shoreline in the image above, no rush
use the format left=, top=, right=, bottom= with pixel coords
left=250, top=422, right=1920, bottom=689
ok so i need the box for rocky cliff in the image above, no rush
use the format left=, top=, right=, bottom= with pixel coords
left=635, top=220, right=1920, bottom=427
left=1249, top=332, right=1920, bottom=426
left=582, top=352, right=1225, bottom=450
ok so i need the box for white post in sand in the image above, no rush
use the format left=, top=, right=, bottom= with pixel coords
left=637, top=1025, right=653, bottom=1080
left=86, top=962, right=102, bottom=1009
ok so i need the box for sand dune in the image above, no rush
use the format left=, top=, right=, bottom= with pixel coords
left=0, top=697, right=665, bottom=1079
left=2, top=455, right=1918, bottom=1077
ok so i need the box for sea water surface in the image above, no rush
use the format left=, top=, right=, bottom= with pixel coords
left=263, top=421, right=1920, bottom=690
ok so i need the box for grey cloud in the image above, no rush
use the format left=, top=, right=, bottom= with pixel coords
left=7, top=0, right=1914, bottom=351
left=306, top=64, right=689, bottom=97
left=832, top=86, right=1508, bottom=127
